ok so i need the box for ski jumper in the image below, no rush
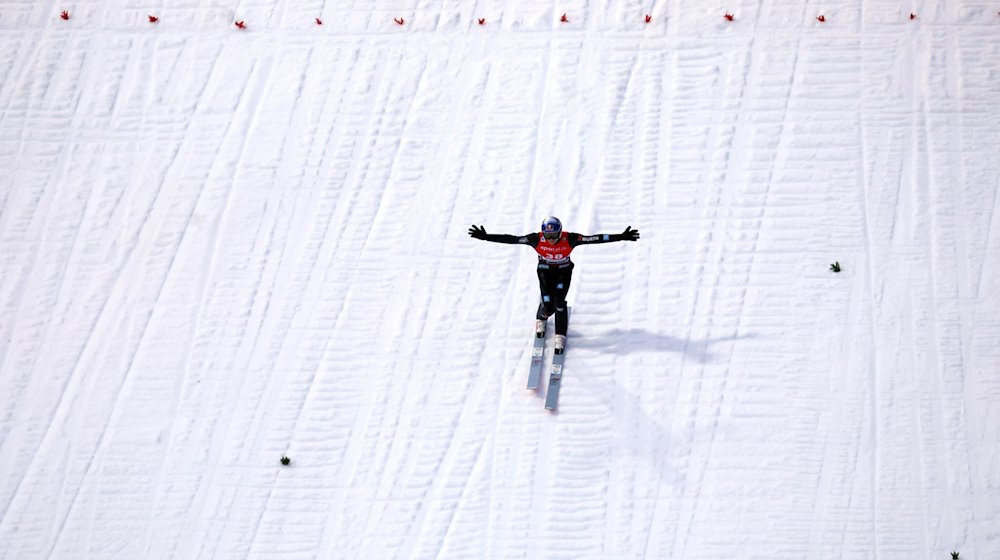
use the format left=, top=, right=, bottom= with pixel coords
left=476, top=230, right=630, bottom=335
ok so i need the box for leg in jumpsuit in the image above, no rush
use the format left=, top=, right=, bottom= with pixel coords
left=535, top=263, right=573, bottom=335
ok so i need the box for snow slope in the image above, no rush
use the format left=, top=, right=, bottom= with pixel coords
left=1, top=1, right=998, bottom=558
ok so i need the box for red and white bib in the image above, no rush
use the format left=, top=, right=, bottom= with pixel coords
left=534, top=232, right=573, bottom=264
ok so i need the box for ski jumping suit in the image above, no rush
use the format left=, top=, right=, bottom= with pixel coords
left=476, top=231, right=631, bottom=336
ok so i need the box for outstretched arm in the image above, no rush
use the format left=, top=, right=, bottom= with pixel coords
left=568, top=226, right=640, bottom=247
left=468, top=225, right=537, bottom=246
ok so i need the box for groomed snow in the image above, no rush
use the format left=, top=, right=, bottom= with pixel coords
left=0, top=1, right=998, bottom=558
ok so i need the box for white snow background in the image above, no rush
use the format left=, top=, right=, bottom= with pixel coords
left=1, top=0, right=999, bottom=558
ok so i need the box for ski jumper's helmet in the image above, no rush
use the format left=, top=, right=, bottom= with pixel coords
left=541, top=216, right=562, bottom=235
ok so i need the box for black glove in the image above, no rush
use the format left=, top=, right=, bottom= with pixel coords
left=621, top=226, right=640, bottom=241
left=468, top=224, right=488, bottom=240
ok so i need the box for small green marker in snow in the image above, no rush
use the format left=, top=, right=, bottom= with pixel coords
left=281, top=455, right=291, bottom=466
left=830, top=261, right=841, bottom=273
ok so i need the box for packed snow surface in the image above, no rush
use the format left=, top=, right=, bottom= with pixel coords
left=1, top=1, right=998, bottom=558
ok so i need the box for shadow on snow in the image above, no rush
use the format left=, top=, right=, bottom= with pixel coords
left=567, top=328, right=756, bottom=364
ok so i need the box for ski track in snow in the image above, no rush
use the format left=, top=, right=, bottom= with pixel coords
left=0, top=1, right=999, bottom=559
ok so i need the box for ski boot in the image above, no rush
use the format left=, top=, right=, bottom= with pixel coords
left=554, top=335, right=566, bottom=354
